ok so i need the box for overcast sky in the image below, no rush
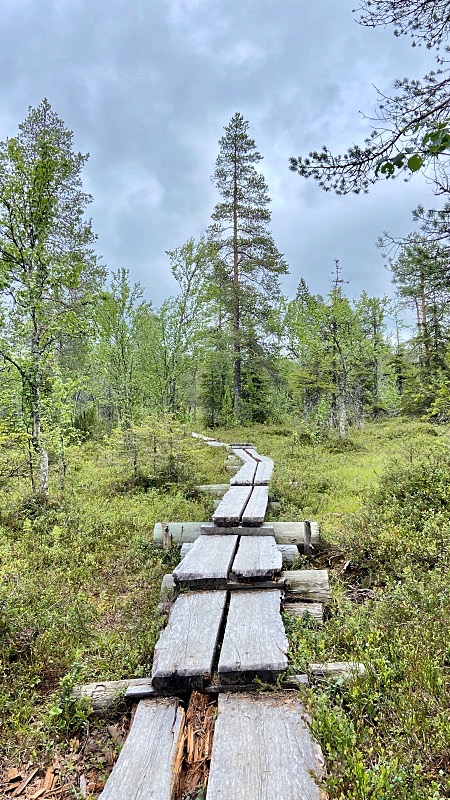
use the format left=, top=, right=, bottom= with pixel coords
left=0, top=0, right=438, bottom=306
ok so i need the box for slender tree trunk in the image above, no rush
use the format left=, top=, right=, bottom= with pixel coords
left=233, top=145, right=241, bottom=422
left=30, top=321, right=49, bottom=496
left=420, top=272, right=430, bottom=370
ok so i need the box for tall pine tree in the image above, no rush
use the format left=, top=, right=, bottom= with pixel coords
left=208, top=112, right=287, bottom=422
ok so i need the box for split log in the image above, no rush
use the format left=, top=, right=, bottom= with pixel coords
left=196, top=484, right=229, bottom=496
left=153, top=521, right=319, bottom=549
left=309, top=662, right=366, bottom=682
left=282, top=569, right=331, bottom=602
left=212, top=486, right=252, bottom=526
left=283, top=601, right=323, bottom=623
left=71, top=678, right=156, bottom=713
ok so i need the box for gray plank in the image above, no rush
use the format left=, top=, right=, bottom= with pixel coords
left=230, top=460, right=257, bottom=485
left=244, top=448, right=274, bottom=485
left=181, top=539, right=296, bottom=565
left=231, top=536, right=282, bottom=581
left=99, top=698, right=184, bottom=800
left=230, top=447, right=258, bottom=485
left=218, top=590, right=288, bottom=684
left=241, top=485, right=268, bottom=526
left=212, top=485, right=252, bottom=526
left=254, top=454, right=274, bottom=485
left=206, top=693, right=324, bottom=800
left=152, top=591, right=227, bottom=690
left=173, top=535, right=238, bottom=588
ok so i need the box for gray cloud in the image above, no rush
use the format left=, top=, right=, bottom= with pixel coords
left=0, top=0, right=438, bottom=305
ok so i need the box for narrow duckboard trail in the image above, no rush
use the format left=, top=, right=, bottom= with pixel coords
left=100, top=434, right=326, bottom=800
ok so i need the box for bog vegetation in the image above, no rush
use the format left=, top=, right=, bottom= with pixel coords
left=0, top=75, right=449, bottom=799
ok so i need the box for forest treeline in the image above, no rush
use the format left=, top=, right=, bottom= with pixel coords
left=0, top=101, right=448, bottom=496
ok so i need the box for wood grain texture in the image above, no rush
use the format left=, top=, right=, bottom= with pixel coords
left=241, top=485, right=268, bottom=526
left=182, top=540, right=296, bottom=565
left=206, top=693, right=324, bottom=800
left=152, top=591, right=227, bottom=690
left=212, top=486, right=252, bottom=526
left=231, top=447, right=255, bottom=460
left=173, top=535, right=238, bottom=588
left=283, top=570, right=331, bottom=602
left=277, top=544, right=300, bottom=566
left=229, top=461, right=257, bottom=485
left=245, top=449, right=274, bottom=485
left=98, top=698, right=184, bottom=800
left=218, top=590, right=288, bottom=684
left=283, top=601, right=324, bottom=623
left=72, top=678, right=156, bottom=712
left=231, top=536, right=282, bottom=581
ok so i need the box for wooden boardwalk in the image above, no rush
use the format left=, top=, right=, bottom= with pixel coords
left=100, top=435, right=327, bottom=800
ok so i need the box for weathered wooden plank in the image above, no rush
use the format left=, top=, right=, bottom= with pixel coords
left=218, top=590, right=288, bottom=684
left=98, top=698, right=184, bottom=800
left=283, top=569, right=331, bottom=602
left=152, top=591, right=227, bottom=690
left=241, top=485, right=268, bottom=526
left=212, top=486, right=252, bottom=526
left=231, top=536, right=282, bottom=581
left=244, top=448, right=274, bottom=485
left=206, top=693, right=324, bottom=800
left=283, top=601, right=324, bottom=623
left=230, top=460, right=257, bottom=485
left=173, top=535, right=238, bottom=588
left=181, top=540, right=297, bottom=566
left=231, top=447, right=255, bottom=462
left=254, top=457, right=274, bottom=484
left=154, top=521, right=319, bottom=547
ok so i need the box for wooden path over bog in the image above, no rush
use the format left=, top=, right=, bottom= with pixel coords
left=99, top=437, right=328, bottom=800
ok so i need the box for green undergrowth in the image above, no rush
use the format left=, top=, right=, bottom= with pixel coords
left=212, top=417, right=450, bottom=798
left=0, top=423, right=225, bottom=762
left=2, top=416, right=450, bottom=799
